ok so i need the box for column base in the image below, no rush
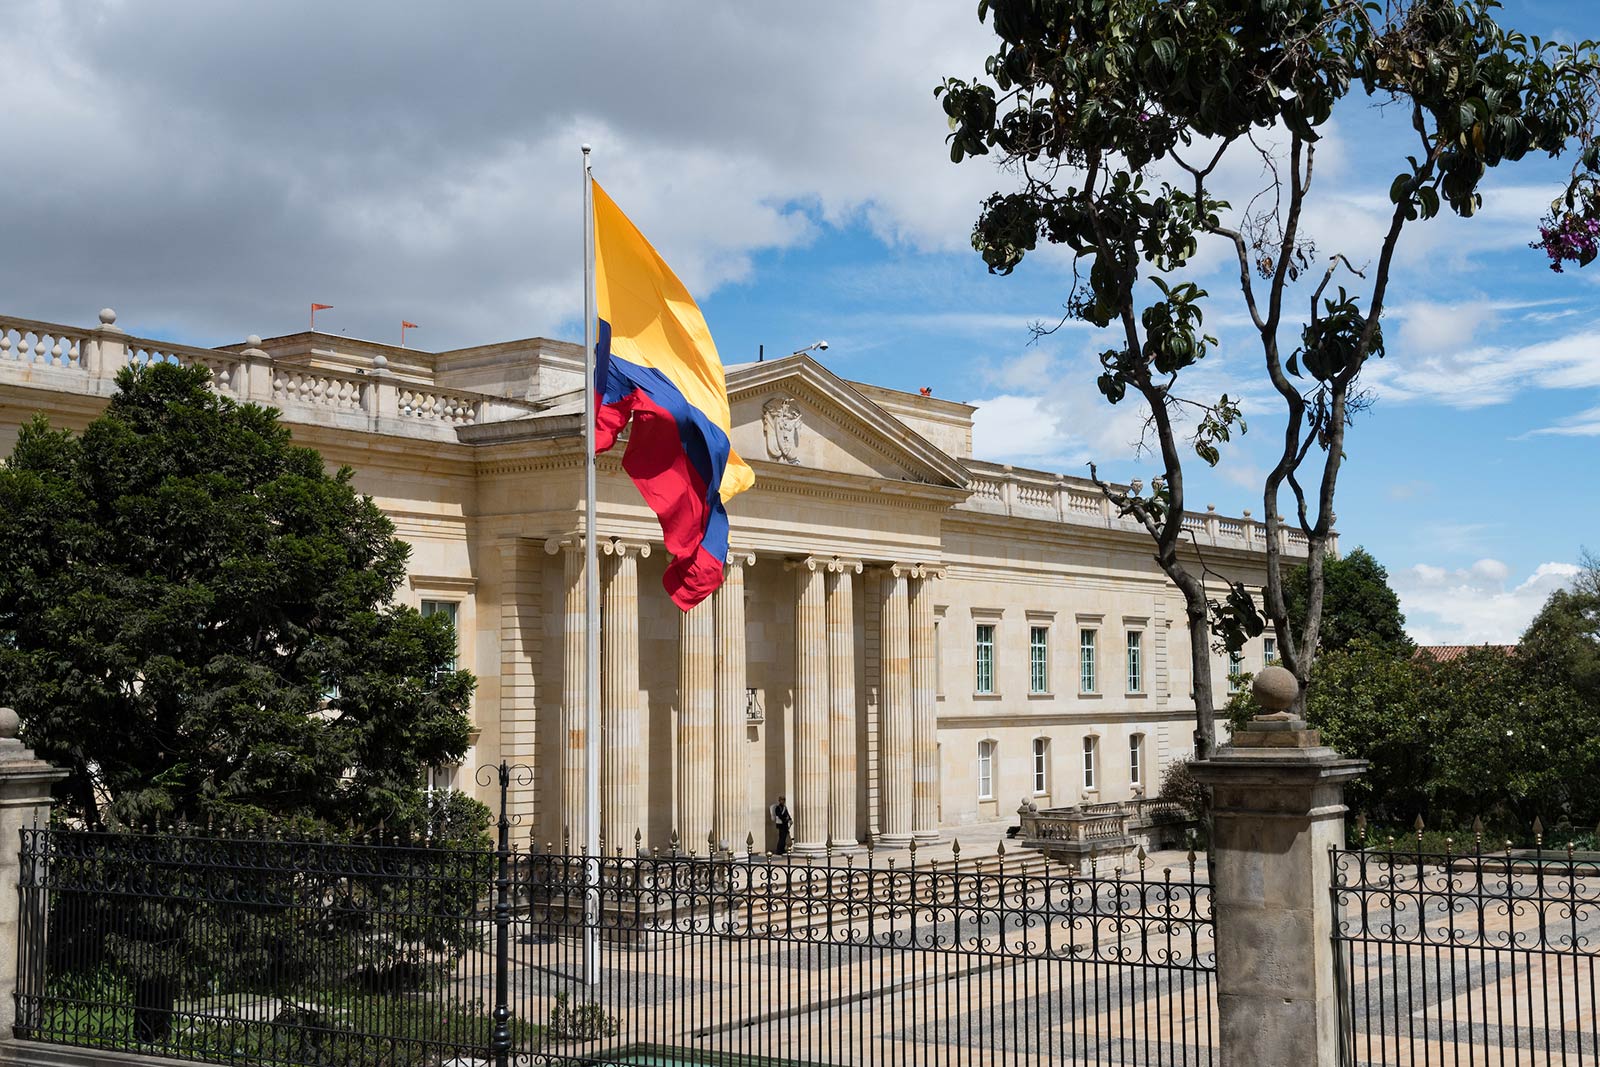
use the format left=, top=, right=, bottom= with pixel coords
left=789, top=841, right=828, bottom=859
left=873, top=832, right=914, bottom=850
left=913, top=829, right=941, bottom=845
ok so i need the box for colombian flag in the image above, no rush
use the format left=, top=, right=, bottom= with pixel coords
left=592, top=181, right=754, bottom=611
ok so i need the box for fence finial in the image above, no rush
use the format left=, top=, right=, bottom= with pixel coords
left=952, top=838, right=961, bottom=863
left=669, top=828, right=680, bottom=856
left=1533, top=816, right=1544, bottom=848
left=746, top=831, right=756, bottom=854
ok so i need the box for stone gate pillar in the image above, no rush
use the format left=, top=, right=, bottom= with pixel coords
left=0, top=708, right=66, bottom=1040
left=1191, top=667, right=1364, bottom=1067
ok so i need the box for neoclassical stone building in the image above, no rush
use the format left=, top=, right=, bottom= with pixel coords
left=0, top=310, right=1315, bottom=853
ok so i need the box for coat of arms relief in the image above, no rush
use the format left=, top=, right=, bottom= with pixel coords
left=761, top=397, right=803, bottom=464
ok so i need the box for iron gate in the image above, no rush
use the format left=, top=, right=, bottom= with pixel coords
left=15, top=764, right=1218, bottom=1066
left=1333, top=832, right=1600, bottom=1066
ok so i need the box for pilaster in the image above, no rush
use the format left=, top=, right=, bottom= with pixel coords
left=908, top=564, right=943, bottom=842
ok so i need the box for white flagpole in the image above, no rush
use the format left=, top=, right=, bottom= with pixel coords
left=581, top=143, right=601, bottom=989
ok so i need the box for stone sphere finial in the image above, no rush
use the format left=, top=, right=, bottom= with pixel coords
left=372, top=354, right=389, bottom=371
left=1252, top=665, right=1299, bottom=712
left=0, top=707, right=18, bottom=739
left=246, top=335, right=262, bottom=347
left=98, top=308, right=117, bottom=326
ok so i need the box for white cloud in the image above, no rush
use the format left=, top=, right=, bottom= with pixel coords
left=1394, top=558, right=1580, bottom=645
left=1363, top=323, right=1600, bottom=408
left=1528, top=403, right=1600, bottom=438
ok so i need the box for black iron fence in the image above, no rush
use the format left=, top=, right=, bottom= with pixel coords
left=1333, top=826, right=1600, bottom=1066
left=15, top=768, right=1217, bottom=1067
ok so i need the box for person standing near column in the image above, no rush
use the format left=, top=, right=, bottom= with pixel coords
left=770, top=795, right=793, bottom=854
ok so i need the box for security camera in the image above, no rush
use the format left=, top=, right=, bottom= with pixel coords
left=817, top=340, right=829, bottom=351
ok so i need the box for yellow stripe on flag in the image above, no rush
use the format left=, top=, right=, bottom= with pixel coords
left=592, top=180, right=754, bottom=503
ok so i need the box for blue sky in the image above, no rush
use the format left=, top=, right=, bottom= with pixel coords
left=1, top=0, right=1595, bottom=643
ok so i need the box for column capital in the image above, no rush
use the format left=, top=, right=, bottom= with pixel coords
left=543, top=534, right=583, bottom=556
left=785, top=555, right=828, bottom=573
left=887, top=561, right=946, bottom=580
left=726, top=548, right=757, bottom=568
left=825, top=557, right=864, bottom=575
left=600, top=537, right=652, bottom=559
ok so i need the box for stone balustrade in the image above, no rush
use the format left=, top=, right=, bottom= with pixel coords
left=961, top=460, right=1325, bottom=557
left=1016, top=796, right=1195, bottom=870
left=0, top=310, right=542, bottom=441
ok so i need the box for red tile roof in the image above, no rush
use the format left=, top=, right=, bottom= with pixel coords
left=1416, top=644, right=1517, bottom=663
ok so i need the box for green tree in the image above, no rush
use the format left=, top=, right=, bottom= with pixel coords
left=1519, top=551, right=1600, bottom=704
left=1423, top=647, right=1599, bottom=832
left=0, top=363, right=474, bottom=831
left=939, top=0, right=1600, bottom=747
left=1299, top=639, right=1429, bottom=820
left=1283, top=547, right=1412, bottom=654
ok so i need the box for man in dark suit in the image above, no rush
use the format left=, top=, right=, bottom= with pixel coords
left=770, top=796, right=793, bottom=854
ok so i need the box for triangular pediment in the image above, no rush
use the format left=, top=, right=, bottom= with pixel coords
left=726, top=355, right=969, bottom=489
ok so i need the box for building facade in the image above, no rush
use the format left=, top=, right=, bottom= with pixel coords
left=0, top=309, right=1316, bottom=852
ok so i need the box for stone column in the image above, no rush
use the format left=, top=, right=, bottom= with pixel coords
left=826, top=559, right=862, bottom=851
left=601, top=539, right=649, bottom=854
left=0, top=709, right=67, bottom=1040
left=547, top=537, right=588, bottom=846
left=908, top=567, right=941, bottom=843
left=790, top=557, right=830, bottom=857
left=677, top=596, right=715, bottom=854
left=877, top=565, right=913, bottom=847
left=712, top=553, right=752, bottom=854
left=1190, top=667, right=1366, bottom=1067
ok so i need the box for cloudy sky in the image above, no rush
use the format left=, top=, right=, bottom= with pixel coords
left=3, top=0, right=1596, bottom=644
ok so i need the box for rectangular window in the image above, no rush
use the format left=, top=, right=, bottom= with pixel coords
left=975, top=624, right=996, bottom=694
left=1126, top=631, right=1143, bottom=693
left=1032, top=737, right=1048, bottom=794
left=1082, top=736, right=1097, bottom=791
left=1079, top=629, right=1098, bottom=693
left=421, top=599, right=460, bottom=677
left=1228, top=649, right=1244, bottom=692
left=1130, top=734, right=1144, bottom=788
left=1030, top=626, right=1049, bottom=694
left=1264, top=636, right=1278, bottom=665
left=977, top=740, right=995, bottom=800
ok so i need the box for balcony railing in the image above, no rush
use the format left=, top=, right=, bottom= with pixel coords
left=0, top=310, right=541, bottom=441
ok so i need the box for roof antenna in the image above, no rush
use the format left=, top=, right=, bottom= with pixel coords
left=758, top=344, right=764, bottom=363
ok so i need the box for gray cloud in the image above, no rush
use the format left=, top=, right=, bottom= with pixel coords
left=0, top=0, right=1000, bottom=348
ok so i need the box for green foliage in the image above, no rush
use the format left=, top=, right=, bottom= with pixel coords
left=1158, top=756, right=1208, bottom=821
left=1519, top=552, right=1600, bottom=705
left=30, top=967, right=533, bottom=1065
left=1284, top=547, right=1412, bottom=654
left=1294, top=635, right=1600, bottom=829
left=546, top=992, right=621, bottom=1041
left=0, top=363, right=474, bottom=831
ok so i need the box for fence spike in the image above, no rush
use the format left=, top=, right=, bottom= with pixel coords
left=907, top=837, right=916, bottom=861
left=997, top=840, right=1006, bottom=858
left=1137, top=845, right=1148, bottom=872
left=951, top=838, right=961, bottom=861
left=1187, top=849, right=1196, bottom=874
left=746, top=831, right=756, bottom=854
left=1534, top=816, right=1545, bottom=848
left=669, top=828, right=680, bottom=856
left=1355, top=812, right=1367, bottom=845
